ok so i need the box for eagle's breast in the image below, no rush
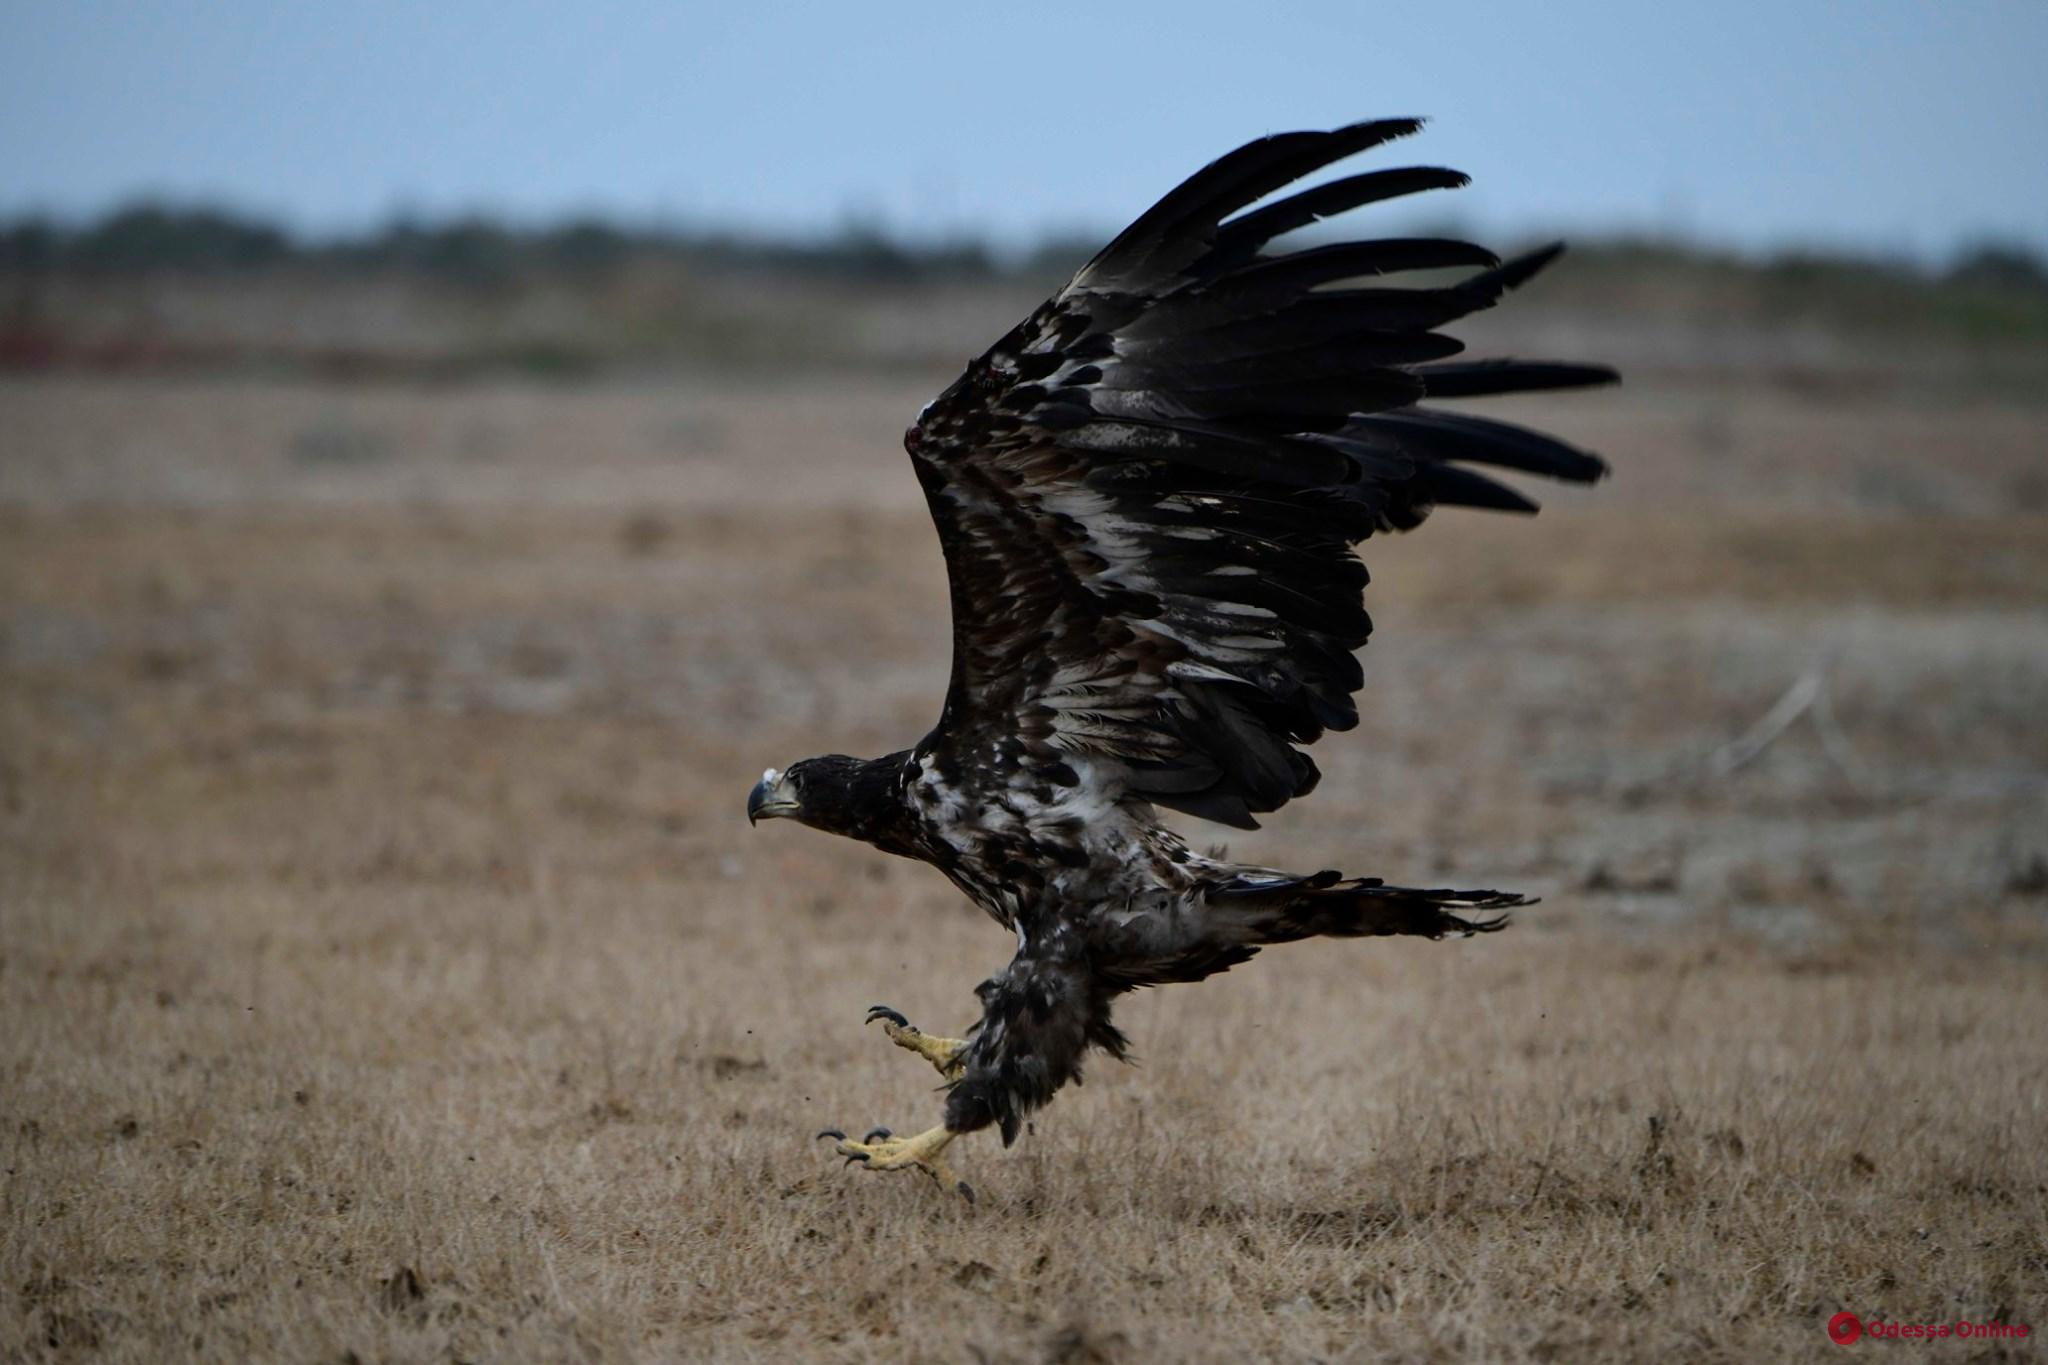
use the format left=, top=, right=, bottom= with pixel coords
left=903, top=749, right=1175, bottom=932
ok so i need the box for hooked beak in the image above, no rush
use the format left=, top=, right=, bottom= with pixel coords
left=747, top=768, right=799, bottom=826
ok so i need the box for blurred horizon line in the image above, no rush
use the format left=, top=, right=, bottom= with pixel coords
left=7, top=194, right=2046, bottom=283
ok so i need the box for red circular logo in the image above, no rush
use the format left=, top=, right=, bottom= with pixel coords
left=1829, top=1312, right=1863, bottom=1345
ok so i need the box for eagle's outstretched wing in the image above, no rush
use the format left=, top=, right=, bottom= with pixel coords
left=908, top=120, right=1615, bottom=829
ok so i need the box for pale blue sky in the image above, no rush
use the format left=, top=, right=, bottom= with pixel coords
left=3, top=2, right=2044, bottom=260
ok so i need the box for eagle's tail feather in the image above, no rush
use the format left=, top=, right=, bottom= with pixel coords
left=1209, top=871, right=1526, bottom=943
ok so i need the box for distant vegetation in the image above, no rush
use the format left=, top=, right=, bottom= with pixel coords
left=3, top=202, right=2045, bottom=379
left=9, top=201, right=2048, bottom=292
left=0, top=204, right=1082, bottom=284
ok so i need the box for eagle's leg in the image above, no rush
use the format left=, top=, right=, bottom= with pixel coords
left=818, top=1124, right=974, bottom=1202
left=941, top=937, right=1128, bottom=1146
left=819, top=940, right=1121, bottom=1199
left=865, top=1004, right=967, bottom=1080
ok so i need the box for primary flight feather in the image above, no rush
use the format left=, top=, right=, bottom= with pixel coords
left=746, top=119, right=1616, bottom=1199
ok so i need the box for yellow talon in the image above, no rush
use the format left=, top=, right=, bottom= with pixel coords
left=830, top=1124, right=974, bottom=1201
left=865, top=1005, right=968, bottom=1080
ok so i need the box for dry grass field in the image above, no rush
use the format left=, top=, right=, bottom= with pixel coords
left=4, top=307, right=2048, bottom=1360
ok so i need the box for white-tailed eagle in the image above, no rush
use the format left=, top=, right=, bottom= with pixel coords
left=747, top=120, right=1615, bottom=1199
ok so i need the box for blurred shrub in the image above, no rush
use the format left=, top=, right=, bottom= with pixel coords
left=2, top=201, right=1016, bottom=286
left=15, top=204, right=293, bottom=273
left=1947, top=240, right=2048, bottom=293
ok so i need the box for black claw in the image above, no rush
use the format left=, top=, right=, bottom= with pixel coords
left=865, top=1005, right=909, bottom=1028
left=816, top=1128, right=846, bottom=1142
left=843, top=1153, right=869, bottom=1166
left=862, top=1126, right=893, bottom=1143
left=956, top=1181, right=976, bottom=1205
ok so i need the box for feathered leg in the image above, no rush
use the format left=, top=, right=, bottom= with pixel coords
left=945, top=941, right=1128, bottom=1145
left=822, top=937, right=1126, bottom=1199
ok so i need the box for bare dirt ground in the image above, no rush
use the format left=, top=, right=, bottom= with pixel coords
left=4, top=331, right=2047, bottom=1361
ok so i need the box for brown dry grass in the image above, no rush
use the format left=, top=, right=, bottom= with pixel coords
left=3, top=344, right=2047, bottom=1361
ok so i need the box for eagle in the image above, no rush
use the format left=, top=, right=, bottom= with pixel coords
left=747, top=120, right=1615, bottom=1200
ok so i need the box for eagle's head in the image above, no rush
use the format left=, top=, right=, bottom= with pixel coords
left=746, top=753, right=906, bottom=844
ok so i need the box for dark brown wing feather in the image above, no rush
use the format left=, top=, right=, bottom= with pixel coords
left=908, top=120, right=1616, bottom=829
